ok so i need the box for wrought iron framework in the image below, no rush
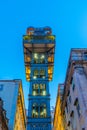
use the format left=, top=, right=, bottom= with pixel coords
left=23, top=27, right=55, bottom=130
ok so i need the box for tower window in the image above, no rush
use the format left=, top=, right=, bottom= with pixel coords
left=40, top=69, right=45, bottom=78
left=40, top=104, right=47, bottom=118
left=40, top=84, right=46, bottom=96
left=33, top=53, right=39, bottom=63
left=32, top=84, right=39, bottom=96
left=40, top=54, right=45, bottom=63
left=32, top=103, right=39, bottom=118
left=32, top=103, right=47, bottom=118
left=33, top=69, right=39, bottom=78
left=33, top=53, right=45, bottom=64
left=33, top=69, right=46, bottom=79
left=32, top=84, right=46, bottom=96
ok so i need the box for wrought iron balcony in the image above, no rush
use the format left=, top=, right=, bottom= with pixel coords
left=23, top=35, right=55, bottom=44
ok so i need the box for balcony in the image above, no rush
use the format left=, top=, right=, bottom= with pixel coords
left=23, top=35, right=55, bottom=44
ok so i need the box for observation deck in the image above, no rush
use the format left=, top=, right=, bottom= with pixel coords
left=23, top=27, right=55, bottom=81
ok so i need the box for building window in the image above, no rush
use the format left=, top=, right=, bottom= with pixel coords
left=40, top=104, right=47, bottom=118
left=66, top=102, right=68, bottom=113
left=40, top=69, right=46, bottom=78
left=33, top=69, right=46, bottom=79
left=69, top=96, right=71, bottom=103
left=40, top=69, right=45, bottom=78
left=40, top=84, right=46, bottom=96
left=33, top=69, right=39, bottom=78
left=33, top=53, right=45, bottom=64
left=33, top=53, right=39, bottom=63
left=67, top=120, right=70, bottom=126
left=32, top=103, right=39, bottom=118
left=32, top=84, right=46, bottom=96
left=32, top=84, right=39, bottom=96
left=71, top=78, right=75, bottom=91
left=32, top=103, right=47, bottom=118
left=76, top=102, right=81, bottom=117
left=70, top=111, right=74, bottom=129
left=74, top=98, right=81, bottom=117
left=72, top=83, right=75, bottom=91
left=40, top=54, right=45, bottom=63
left=72, top=53, right=79, bottom=60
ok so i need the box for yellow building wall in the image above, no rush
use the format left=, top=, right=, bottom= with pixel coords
left=14, top=83, right=26, bottom=130
left=53, top=95, right=65, bottom=130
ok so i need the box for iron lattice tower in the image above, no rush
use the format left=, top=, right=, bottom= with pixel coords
left=23, top=27, right=55, bottom=130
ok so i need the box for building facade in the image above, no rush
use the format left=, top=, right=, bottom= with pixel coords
left=53, top=84, right=66, bottom=130
left=0, top=98, right=8, bottom=130
left=62, top=49, right=87, bottom=130
left=23, top=26, right=55, bottom=130
left=0, top=80, right=26, bottom=130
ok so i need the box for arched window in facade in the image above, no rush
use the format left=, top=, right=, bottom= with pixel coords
left=32, top=103, right=47, bottom=118
left=32, top=103, right=39, bottom=118
left=40, top=104, right=47, bottom=118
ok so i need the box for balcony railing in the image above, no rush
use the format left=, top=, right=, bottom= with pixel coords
left=23, top=35, right=55, bottom=44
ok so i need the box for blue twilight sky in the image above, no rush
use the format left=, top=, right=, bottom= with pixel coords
left=0, top=0, right=87, bottom=109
